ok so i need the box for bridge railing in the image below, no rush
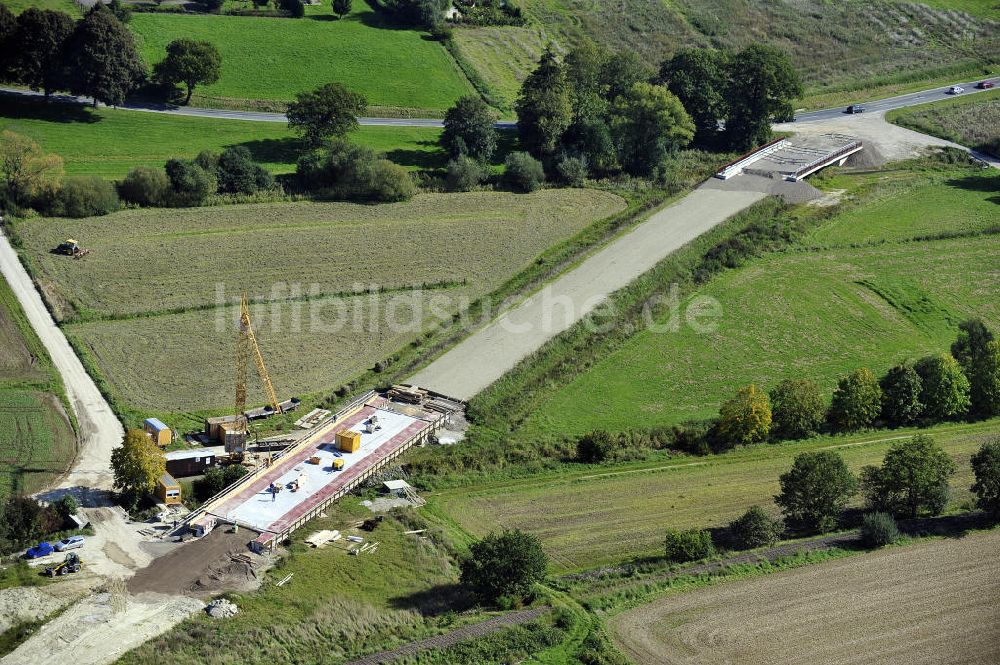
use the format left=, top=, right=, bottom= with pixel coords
left=788, top=140, right=863, bottom=181
left=715, top=138, right=789, bottom=180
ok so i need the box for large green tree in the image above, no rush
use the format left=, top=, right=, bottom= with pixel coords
left=331, top=0, right=351, bottom=18
left=879, top=363, right=924, bottom=427
left=775, top=450, right=856, bottom=533
left=11, top=8, right=74, bottom=98
left=611, top=81, right=694, bottom=177
left=515, top=48, right=573, bottom=157
left=659, top=48, right=728, bottom=146
left=287, top=82, right=367, bottom=147
left=65, top=8, right=147, bottom=107
left=724, top=43, right=802, bottom=151
left=952, top=320, right=1000, bottom=419
left=0, top=3, right=19, bottom=81
left=599, top=50, right=653, bottom=102
left=828, top=367, right=882, bottom=432
left=914, top=354, right=970, bottom=421
left=860, top=434, right=956, bottom=519
left=154, top=38, right=222, bottom=104
left=971, top=438, right=1000, bottom=519
left=561, top=43, right=618, bottom=174
left=441, top=95, right=497, bottom=162
left=110, top=429, right=166, bottom=508
left=768, top=378, right=826, bottom=440
left=460, top=529, right=547, bottom=603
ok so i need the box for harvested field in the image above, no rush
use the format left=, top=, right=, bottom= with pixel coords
left=429, top=423, right=995, bottom=571
left=609, top=529, right=1000, bottom=665
left=19, top=190, right=625, bottom=320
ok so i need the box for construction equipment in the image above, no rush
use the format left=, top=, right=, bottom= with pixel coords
left=232, top=293, right=282, bottom=454
left=336, top=430, right=361, bottom=453
left=45, top=552, right=82, bottom=577
left=56, top=239, right=90, bottom=259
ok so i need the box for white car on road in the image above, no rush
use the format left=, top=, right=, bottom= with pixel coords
left=948, top=86, right=964, bottom=94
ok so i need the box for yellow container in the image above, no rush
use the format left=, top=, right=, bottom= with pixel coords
left=332, top=458, right=345, bottom=471
left=336, top=430, right=361, bottom=453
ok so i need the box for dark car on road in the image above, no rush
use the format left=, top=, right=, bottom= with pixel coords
left=846, top=104, right=865, bottom=114
left=976, top=81, right=995, bottom=89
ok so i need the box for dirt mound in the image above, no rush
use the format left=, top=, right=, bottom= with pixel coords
left=844, top=142, right=886, bottom=168
left=206, top=598, right=239, bottom=618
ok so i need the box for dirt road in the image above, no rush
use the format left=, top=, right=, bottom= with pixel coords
left=407, top=187, right=766, bottom=399
left=0, top=233, right=123, bottom=493
left=609, top=529, right=1000, bottom=665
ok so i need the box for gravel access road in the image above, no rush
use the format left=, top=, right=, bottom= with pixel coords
left=407, top=187, right=766, bottom=399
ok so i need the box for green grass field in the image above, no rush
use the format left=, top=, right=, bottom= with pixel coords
left=0, top=97, right=445, bottom=178
left=130, top=5, right=473, bottom=113
left=426, top=422, right=998, bottom=571
left=3, top=0, right=79, bottom=15
left=0, top=277, right=75, bottom=502
left=14, top=189, right=625, bottom=417
left=514, top=166, right=999, bottom=440
left=887, top=88, right=1000, bottom=158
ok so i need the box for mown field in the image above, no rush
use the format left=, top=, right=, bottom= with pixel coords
left=888, top=88, right=1000, bottom=158
left=0, top=276, right=75, bottom=502
left=426, top=422, right=997, bottom=571
left=454, top=0, right=998, bottom=111
left=610, top=528, right=1000, bottom=665
left=0, top=97, right=445, bottom=178
left=14, top=189, right=625, bottom=415
left=130, top=4, right=473, bottom=113
left=3, top=0, right=78, bottom=15
left=516, top=166, right=1000, bottom=439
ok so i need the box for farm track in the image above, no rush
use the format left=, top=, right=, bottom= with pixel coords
left=343, top=607, right=550, bottom=665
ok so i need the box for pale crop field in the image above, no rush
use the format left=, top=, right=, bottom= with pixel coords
left=19, top=190, right=625, bottom=320
left=428, top=423, right=994, bottom=571
left=610, top=528, right=1000, bottom=665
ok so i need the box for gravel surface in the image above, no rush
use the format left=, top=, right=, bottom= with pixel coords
left=610, top=529, right=1000, bottom=665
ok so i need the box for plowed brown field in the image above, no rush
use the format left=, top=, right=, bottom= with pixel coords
left=610, top=529, right=1000, bottom=665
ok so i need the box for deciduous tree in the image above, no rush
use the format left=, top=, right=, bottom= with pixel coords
left=860, top=434, right=956, bottom=518
left=728, top=505, right=783, bottom=549
left=287, top=82, right=367, bottom=147
left=658, top=48, right=728, bottom=146
left=460, top=529, right=547, bottom=603
left=914, top=354, right=970, bottom=421
left=611, top=82, right=693, bottom=177
left=716, top=383, right=771, bottom=447
left=724, top=43, right=802, bottom=151
left=65, top=8, right=147, bottom=107
left=828, top=367, right=882, bottom=432
left=11, top=8, right=74, bottom=98
left=515, top=49, right=572, bottom=157
left=0, top=130, right=63, bottom=205
left=110, top=429, right=166, bottom=508
left=441, top=94, right=497, bottom=161
left=154, top=38, right=222, bottom=104
left=879, top=363, right=923, bottom=427
left=971, top=438, right=1000, bottom=519
left=952, top=320, right=1000, bottom=419
left=0, top=3, right=19, bottom=81
left=331, top=0, right=351, bottom=18
left=769, top=378, right=825, bottom=440
left=775, top=450, right=856, bottom=533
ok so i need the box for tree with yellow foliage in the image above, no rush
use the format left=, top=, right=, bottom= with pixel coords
left=717, top=383, right=772, bottom=448
left=0, top=130, right=63, bottom=206
left=110, top=428, right=166, bottom=508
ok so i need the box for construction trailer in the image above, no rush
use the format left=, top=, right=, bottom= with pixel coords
left=155, top=473, right=182, bottom=505
left=144, top=417, right=173, bottom=446
left=164, top=448, right=222, bottom=478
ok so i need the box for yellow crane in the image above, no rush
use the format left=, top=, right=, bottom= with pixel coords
left=235, top=293, right=282, bottom=434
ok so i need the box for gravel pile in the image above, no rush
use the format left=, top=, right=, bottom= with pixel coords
left=205, top=598, right=239, bottom=618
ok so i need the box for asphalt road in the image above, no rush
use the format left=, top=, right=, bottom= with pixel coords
left=793, top=76, right=1000, bottom=123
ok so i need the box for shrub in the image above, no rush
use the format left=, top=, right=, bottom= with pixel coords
left=278, top=0, right=304, bottom=16
left=460, top=529, right=547, bottom=603
left=201, top=0, right=224, bottom=11
left=769, top=378, right=826, bottom=440
left=446, top=155, right=485, bottom=192
left=52, top=494, right=78, bottom=519
left=216, top=146, right=275, bottom=195
left=576, top=429, right=615, bottom=463
left=193, top=464, right=248, bottom=502
left=716, top=383, right=771, bottom=448
left=119, top=166, right=170, bottom=206
left=503, top=151, right=544, bottom=192
left=297, top=139, right=412, bottom=202
left=365, top=159, right=415, bottom=202
left=51, top=176, right=119, bottom=217
left=663, top=528, right=715, bottom=562
left=728, top=505, right=783, bottom=549
left=165, top=158, right=216, bottom=206
left=859, top=512, right=899, bottom=548
left=775, top=450, right=857, bottom=533
left=556, top=155, right=588, bottom=187
left=828, top=367, right=882, bottom=431
left=971, top=438, right=1000, bottom=519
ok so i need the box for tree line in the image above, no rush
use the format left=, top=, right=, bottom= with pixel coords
left=0, top=2, right=221, bottom=107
